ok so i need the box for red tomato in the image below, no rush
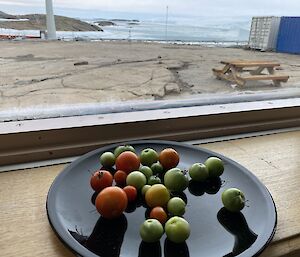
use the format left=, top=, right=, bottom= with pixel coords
left=150, top=206, right=168, bottom=224
left=123, top=185, right=137, bottom=202
left=95, top=186, right=128, bottom=219
left=90, top=170, right=113, bottom=192
left=115, top=151, right=140, bottom=174
left=159, top=148, right=180, bottom=170
left=114, top=170, right=127, bottom=186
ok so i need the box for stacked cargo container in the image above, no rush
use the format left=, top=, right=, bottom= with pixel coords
left=276, top=17, right=300, bottom=54
left=248, top=16, right=300, bottom=54
left=248, top=16, right=281, bottom=51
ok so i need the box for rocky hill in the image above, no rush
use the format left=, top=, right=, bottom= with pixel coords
left=0, top=11, right=17, bottom=19
left=0, top=11, right=102, bottom=31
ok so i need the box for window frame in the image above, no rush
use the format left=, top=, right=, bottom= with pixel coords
left=0, top=97, right=299, bottom=167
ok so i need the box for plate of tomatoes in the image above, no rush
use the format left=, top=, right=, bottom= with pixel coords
left=46, top=140, right=277, bottom=257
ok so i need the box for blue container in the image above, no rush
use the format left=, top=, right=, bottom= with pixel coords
left=277, top=17, right=300, bottom=54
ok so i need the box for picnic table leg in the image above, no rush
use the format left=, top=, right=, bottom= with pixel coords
left=213, top=64, right=230, bottom=80
left=213, top=64, right=235, bottom=82
left=231, top=66, right=245, bottom=86
left=213, top=70, right=239, bottom=83
left=250, top=66, right=266, bottom=75
left=267, top=67, right=275, bottom=74
left=221, top=64, right=231, bottom=74
left=268, top=67, right=281, bottom=86
left=273, top=80, right=281, bottom=87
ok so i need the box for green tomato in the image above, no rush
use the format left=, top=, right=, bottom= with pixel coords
left=148, top=175, right=162, bottom=185
left=167, top=197, right=186, bottom=216
left=222, top=188, right=245, bottom=212
left=151, top=162, right=164, bottom=174
left=140, top=148, right=159, bottom=167
left=114, top=145, right=136, bottom=158
left=205, top=157, right=224, bottom=178
left=188, top=163, right=209, bottom=182
left=140, top=219, right=164, bottom=243
left=164, top=168, right=189, bottom=192
left=141, top=185, right=151, bottom=196
left=99, top=152, right=116, bottom=167
left=139, top=166, right=153, bottom=180
left=165, top=216, right=190, bottom=243
left=126, top=171, right=147, bottom=190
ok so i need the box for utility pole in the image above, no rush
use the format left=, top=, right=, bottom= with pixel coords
left=165, top=5, right=169, bottom=41
left=45, top=0, right=57, bottom=40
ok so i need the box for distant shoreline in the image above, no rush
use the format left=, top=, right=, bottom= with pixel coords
left=0, top=27, right=248, bottom=47
left=88, top=38, right=248, bottom=48
left=0, top=29, right=248, bottom=48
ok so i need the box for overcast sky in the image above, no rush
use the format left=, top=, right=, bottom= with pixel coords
left=1, top=0, right=300, bottom=19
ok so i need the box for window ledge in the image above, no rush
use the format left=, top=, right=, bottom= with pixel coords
left=0, top=98, right=299, bottom=166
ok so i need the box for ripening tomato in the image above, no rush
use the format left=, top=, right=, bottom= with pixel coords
left=145, top=184, right=170, bottom=208
left=114, top=170, right=127, bottom=186
left=150, top=206, right=168, bottom=224
left=115, top=151, right=140, bottom=174
left=90, top=170, right=113, bottom=192
left=159, top=148, right=180, bottom=170
left=123, top=185, right=138, bottom=202
left=95, top=186, right=128, bottom=219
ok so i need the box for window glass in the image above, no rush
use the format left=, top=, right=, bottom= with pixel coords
left=0, top=1, right=300, bottom=122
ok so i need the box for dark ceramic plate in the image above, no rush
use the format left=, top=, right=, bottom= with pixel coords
left=46, top=140, right=276, bottom=257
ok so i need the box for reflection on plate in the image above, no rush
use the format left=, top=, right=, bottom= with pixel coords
left=46, top=140, right=277, bottom=257
left=217, top=207, right=258, bottom=257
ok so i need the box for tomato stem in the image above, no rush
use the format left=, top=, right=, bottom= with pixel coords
left=97, top=171, right=104, bottom=179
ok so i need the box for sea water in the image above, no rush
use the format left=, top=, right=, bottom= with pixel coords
left=94, top=16, right=251, bottom=42
left=0, top=15, right=251, bottom=45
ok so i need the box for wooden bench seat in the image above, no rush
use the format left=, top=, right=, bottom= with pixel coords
left=212, top=68, right=223, bottom=73
left=240, top=74, right=289, bottom=81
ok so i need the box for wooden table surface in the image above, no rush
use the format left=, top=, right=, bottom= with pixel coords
left=220, top=60, right=281, bottom=67
left=1, top=130, right=300, bottom=257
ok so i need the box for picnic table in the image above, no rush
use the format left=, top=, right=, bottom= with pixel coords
left=212, top=60, right=289, bottom=87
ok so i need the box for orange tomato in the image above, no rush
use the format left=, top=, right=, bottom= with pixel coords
left=90, top=170, right=113, bottom=192
left=150, top=206, right=168, bottom=224
left=114, top=170, right=127, bottom=186
left=115, top=151, right=140, bottom=174
left=159, top=148, right=180, bottom=170
left=95, top=186, right=128, bottom=219
left=123, top=185, right=138, bottom=202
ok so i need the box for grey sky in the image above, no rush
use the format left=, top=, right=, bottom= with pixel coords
left=0, top=0, right=299, bottom=18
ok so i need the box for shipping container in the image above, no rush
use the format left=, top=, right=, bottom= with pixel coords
left=276, top=17, right=300, bottom=54
left=248, top=16, right=281, bottom=51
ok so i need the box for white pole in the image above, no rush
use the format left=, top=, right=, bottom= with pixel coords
left=45, top=0, right=56, bottom=40
left=165, top=6, right=168, bottom=41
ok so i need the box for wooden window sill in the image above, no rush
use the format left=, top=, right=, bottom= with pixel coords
left=1, top=130, right=300, bottom=256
